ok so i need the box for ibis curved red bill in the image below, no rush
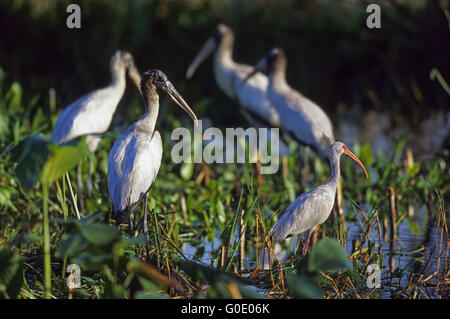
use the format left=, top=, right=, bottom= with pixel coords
left=343, top=148, right=369, bottom=179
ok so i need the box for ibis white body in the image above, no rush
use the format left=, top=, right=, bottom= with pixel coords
left=269, top=142, right=368, bottom=254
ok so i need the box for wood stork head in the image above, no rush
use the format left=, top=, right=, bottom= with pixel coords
left=141, top=70, right=198, bottom=126
left=330, top=142, right=369, bottom=179
left=186, top=24, right=234, bottom=79
left=241, top=47, right=287, bottom=85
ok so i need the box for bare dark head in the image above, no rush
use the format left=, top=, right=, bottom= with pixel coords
left=241, top=47, right=287, bottom=86
left=141, top=70, right=198, bottom=125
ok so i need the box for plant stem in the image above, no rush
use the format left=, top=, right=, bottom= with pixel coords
left=42, top=184, right=51, bottom=299
left=65, top=172, right=81, bottom=219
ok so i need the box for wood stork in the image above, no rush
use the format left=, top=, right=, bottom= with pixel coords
left=107, top=69, right=198, bottom=233
left=269, top=142, right=368, bottom=255
left=51, top=50, right=141, bottom=196
left=186, top=24, right=280, bottom=128
left=242, top=48, right=335, bottom=160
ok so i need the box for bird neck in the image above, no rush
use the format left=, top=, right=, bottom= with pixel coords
left=269, top=62, right=288, bottom=91
left=327, top=152, right=341, bottom=187
left=110, top=67, right=126, bottom=89
left=214, top=34, right=234, bottom=67
left=141, top=85, right=160, bottom=132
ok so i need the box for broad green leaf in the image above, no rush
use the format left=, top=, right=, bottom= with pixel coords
left=10, top=134, right=51, bottom=191
left=55, top=233, right=88, bottom=258
left=40, top=143, right=88, bottom=187
left=307, top=238, right=349, bottom=273
left=286, top=272, right=323, bottom=299
left=74, top=222, right=121, bottom=246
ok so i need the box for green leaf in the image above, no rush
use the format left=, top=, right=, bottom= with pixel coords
left=307, top=238, right=349, bottom=273
left=360, top=142, right=374, bottom=167
left=10, top=134, right=51, bottom=191
left=285, top=272, right=323, bottom=299
left=55, top=234, right=89, bottom=258
left=40, top=144, right=88, bottom=187
left=74, top=222, right=121, bottom=246
left=407, top=162, right=420, bottom=177
left=0, top=248, right=24, bottom=299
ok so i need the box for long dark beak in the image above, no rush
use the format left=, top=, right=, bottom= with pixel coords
left=343, top=148, right=369, bottom=179
left=164, top=81, right=198, bottom=126
left=127, top=62, right=141, bottom=91
left=186, top=37, right=217, bottom=79
left=240, top=57, right=268, bottom=88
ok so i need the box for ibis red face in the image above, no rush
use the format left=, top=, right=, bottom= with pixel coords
left=343, top=146, right=369, bottom=179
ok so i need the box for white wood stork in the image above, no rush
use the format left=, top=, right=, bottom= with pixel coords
left=269, top=142, right=368, bottom=254
left=51, top=50, right=141, bottom=196
left=186, top=24, right=280, bottom=128
left=242, top=48, right=335, bottom=160
left=107, top=70, right=198, bottom=233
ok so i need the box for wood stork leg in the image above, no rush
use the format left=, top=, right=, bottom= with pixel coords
left=143, top=193, right=149, bottom=238
left=128, top=216, right=134, bottom=237
left=143, top=193, right=149, bottom=258
left=86, top=155, right=94, bottom=197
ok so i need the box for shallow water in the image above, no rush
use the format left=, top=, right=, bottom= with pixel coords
left=180, top=202, right=447, bottom=298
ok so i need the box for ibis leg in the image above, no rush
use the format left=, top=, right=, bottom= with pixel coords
left=302, top=228, right=315, bottom=255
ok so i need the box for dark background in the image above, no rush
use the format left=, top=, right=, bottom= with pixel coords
left=0, top=0, right=449, bottom=139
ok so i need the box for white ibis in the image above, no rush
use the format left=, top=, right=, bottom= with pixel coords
left=107, top=69, right=198, bottom=233
left=242, top=48, right=335, bottom=160
left=269, top=142, right=368, bottom=254
left=186, top=24, right=280, bottom=128
left=51, top=50, right=141, bottom=195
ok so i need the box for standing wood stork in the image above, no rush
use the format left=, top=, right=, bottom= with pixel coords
left=107, top=70, right=198, bottom=233
left=242, top=48, right=335, bottom=160
left=51, top=50, right=141, bottom=196
left=269, top=142, right=368, bottom=255
left=186, top=24, right=280, bottom=128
